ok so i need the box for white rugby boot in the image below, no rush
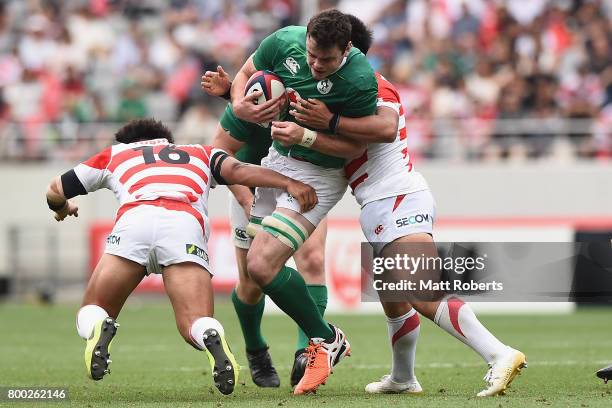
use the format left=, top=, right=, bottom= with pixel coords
left=365, top=374, right=422, bottom=394
left=477, top=347, right=527, bottom=397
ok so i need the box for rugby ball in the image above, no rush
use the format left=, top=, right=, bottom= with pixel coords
left=244, top=70, right=288, bottom=128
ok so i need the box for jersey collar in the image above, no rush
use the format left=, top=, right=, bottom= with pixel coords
left=326, top=56, right=348, bottom=78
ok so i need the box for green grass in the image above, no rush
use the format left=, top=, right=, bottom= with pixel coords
left=0, top=299, right=611, bottom=407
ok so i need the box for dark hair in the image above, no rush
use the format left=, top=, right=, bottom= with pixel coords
left=306, top=9, right=351, bottom=51
left=115, top=118, right=174, bottom=144
left=346, top=14, right=373, bottom=55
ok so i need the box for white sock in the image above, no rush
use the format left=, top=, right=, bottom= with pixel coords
left=434, top=296, right=508, bottom=364
left=76, top=305, right=109, bottom=340
left=189, top=317, right=225, bottom=350
left=387, top=308, right=420, bottom=383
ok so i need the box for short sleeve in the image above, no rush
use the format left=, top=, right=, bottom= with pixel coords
left=376, top=79, right=401, bottom=114
left=253, top=31, right=279, bottom=71
left=72, top=146, right=112, bottom=193
left=220, top=103, right=254, bottom=142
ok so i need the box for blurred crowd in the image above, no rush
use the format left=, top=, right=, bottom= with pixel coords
left=0, top=0, right=610, bottom=161
left=364, top=0, right=612, bottom=160
left=0, top=0, right=299, bottom=160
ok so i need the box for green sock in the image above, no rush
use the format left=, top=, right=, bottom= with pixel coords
left=262, top=266, right=333, bottom=340
left=296, top=285, right=328, bottom=350
left=231, top=289, right=267, bottom=352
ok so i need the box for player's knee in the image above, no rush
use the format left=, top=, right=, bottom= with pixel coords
left=246, top=251, right=268, bottom=286
left=382, top=301, right=413, bottom=318
left=408, top=300, right=439, bottom=321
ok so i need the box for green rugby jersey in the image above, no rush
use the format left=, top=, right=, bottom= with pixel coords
left=253, top=25, right=377, bottom=168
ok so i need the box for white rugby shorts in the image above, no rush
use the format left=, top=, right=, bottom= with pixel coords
left=360, top=189, right=436, bottom=255
left=251, top=147, right=347, bottom=227
left=105, top=204, right=211, bottom=274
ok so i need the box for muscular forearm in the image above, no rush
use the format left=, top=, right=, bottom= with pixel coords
left=45, top=174, right=80, bottom=221
left=46, top=176, right=67, bottom=208
left=335, top=107, right=399, bottom=143
left=228, top=184, right=253, bottom=206
left=311, top=132, right=365, bottom=159
left=225, top=162, right=290, bottom=190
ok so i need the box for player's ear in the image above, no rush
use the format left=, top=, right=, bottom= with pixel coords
left=344, top=41, right=352, bottom=57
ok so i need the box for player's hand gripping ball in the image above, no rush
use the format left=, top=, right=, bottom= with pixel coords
left=244, top=70, right=288, bottom=128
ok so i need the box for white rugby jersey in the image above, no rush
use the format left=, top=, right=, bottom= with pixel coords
left=71, top=138, right=223, bottom=237
left=345, top=73, right=428, bottom=207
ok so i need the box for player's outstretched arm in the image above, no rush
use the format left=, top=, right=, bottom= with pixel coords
left=271, top=121, right=365, bottom=159
left=211, top=151, right=318, bottom=213
left=46, top=176, right=79, bottom=222
left=290, top=97, right=399, bottom=143
left=201, top=65, right=232, bottom=98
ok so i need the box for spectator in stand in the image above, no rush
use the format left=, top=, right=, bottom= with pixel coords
left=0, top=0, right=610, bottom=161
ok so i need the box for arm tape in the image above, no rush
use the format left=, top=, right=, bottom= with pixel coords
left=299, top=129, right=317, bottom=147
left=210, top=151, right=231, bottom=185
left=61, top=169, right=87, bottom=199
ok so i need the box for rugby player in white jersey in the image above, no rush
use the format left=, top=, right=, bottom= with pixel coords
left=275, top=16, right=527, bottom=397
left=45, top=118, right=317, bottom=395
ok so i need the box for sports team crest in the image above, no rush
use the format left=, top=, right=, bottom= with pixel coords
left=283, top=57, right=300, bottom=75
left=317, top=79, right=333, bottom=94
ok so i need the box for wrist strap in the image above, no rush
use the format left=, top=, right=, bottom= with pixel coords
left=299, top=129, right=317, bottom=148
left=47, top=198, right=67, bottom=212
left=329, top=113, right=340, bottom=134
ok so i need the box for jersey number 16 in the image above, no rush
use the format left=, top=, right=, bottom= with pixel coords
left=133, top=146, right=190, bottom=165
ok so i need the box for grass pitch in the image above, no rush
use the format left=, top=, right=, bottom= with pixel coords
left=0, top=299, right=611, bottom=407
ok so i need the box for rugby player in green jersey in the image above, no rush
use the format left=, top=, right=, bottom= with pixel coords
left=202, top=16, right=368, bottom=391
left=208, top=9, right=377, bottom=395
left=205, top=110, right=331, bottom=389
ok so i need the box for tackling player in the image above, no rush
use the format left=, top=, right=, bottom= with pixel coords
left=45, top=118, right=317, bottom=395
left=280, top=16, right=527, bottom=397
left=223, top=9, right=378, bottom=394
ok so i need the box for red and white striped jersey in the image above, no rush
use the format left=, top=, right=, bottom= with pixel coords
left=72, top=138, right=223, bottom=237
left=345, top=73, right=429, bottom=207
